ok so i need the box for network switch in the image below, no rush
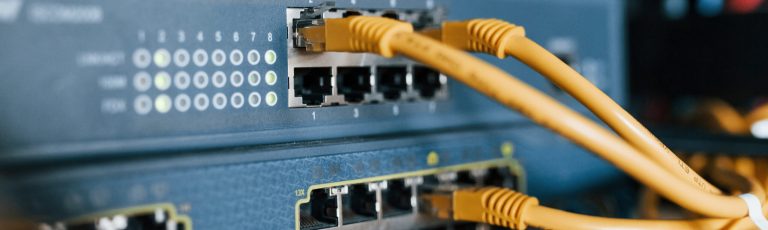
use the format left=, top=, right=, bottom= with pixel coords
left=0, top=0, right=626, bottom=229
left=287, top=6, right=449, bottom=108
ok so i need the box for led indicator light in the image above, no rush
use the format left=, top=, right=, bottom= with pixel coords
left=265, top=91, right=278, bottom=106
left=212, top=49, right=226, bottom=66
left=175, top=94, right=191, bottom=112
left=265, top=71, right=277, bottom=86
left=501, top=142, right=514, bottom=157
left=212, top=93, right=227, bottom=110
left=153, top=49, right=171, bottom=68
left=174, top=71, right=191, bottom=90
left=173, top=49, right=190, bottom=67
left=154, top=71, right=172, bottom=91
left=212, top=71, right=227, bottom=88
left=134, top=95, right=152, bottom=115
left=248, top=71, right=261, bottom=86
left=154, top=94, right=172, bottom=113
left=230, top=49, right=243, bottom=66
left=133, top=72, right=152, bottom=92
left=231, top=93, right=244, bottom=108
left=265, top=50, right=277, bottom=65
left=193, top=49, right=208, bottom=67
left=247, top=50, right=261, bottom=65
left=427, top=151, right=439, bottom=166
left=193, top=71, right=209, bottom=89
left=133, top=48, right=151, bottom=68
left=230, top=71, right=244, bottom=87
left=194, top=93, right=209, bottom=111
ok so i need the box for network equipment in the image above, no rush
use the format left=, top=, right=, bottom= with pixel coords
left=0, top=0, right=626, bottom=229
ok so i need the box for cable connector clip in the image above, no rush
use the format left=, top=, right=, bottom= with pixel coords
left=739, top=193, right=768, bottom=230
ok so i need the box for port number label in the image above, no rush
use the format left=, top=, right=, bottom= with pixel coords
left=138, top=30, right=146, bottom=42
left=197, top=31, right=204, bottom=42
left=312, top=111, right=317, bottom=120
left=178, top=30, right=186, bottom=43
left=250, top=32, right=256, bottom=42
left=215, top=31, right=222, bottom=42
left=295, top=189, right=305, bottom=197
left=233, top=32, right=240, bottom=42
left=353, top=108, right=359, bottom=118
left=267, top=32, right=273, bottom=42
left=393, top=105, right=399, bottom=116
left=158, top=30, right=166, bottom=43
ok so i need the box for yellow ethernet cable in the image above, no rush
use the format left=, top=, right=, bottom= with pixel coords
left=697, top=99, right=749, bottom=134
left=423, top=185, right=765, bottom=230
left=427, top=18, right=723, bottom=195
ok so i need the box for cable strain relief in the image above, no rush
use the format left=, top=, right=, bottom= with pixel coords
left=487, top=187, right=537, bottom=230
left=466, top=19, right=526, bottom=58
left=325, top=16, right=414, bottom=57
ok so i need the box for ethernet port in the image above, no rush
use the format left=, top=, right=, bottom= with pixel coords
left=412, top=66, right=443, bottom=99
left=342, top=10, right=362, bottom=18
left=381, top=11, right=400, bottom=20
left=483, top=167, right=519, bottom=189
left=456, top=170, right=477, bottom=186
left=376, top=66, right=408, bottom=101
left=63, top=209, right=189, bottom=230
left=299, top=189, right=337, bottom=229
left=384, top=179, right=413, bottom=217
left=128, top=212, right=174, bottom=229
left=336, top=67, right=372, bottom=103
left=293, top=67, right=333, bottom=106
left=343, top=184, right=376, bottom=224
left=344, top=184, right=377, bottom=221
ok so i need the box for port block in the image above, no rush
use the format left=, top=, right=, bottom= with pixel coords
left=297, top=162, right=521, bottom=229
left=287, top=7, right=448, bottom=108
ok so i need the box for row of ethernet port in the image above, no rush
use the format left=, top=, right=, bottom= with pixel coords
left=288, top=65, right=448, bottom=108
left=39, top=205, right=190, bottom=230
left=298, top=167, right=518, bottom=229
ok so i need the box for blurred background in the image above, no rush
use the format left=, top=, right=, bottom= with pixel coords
left=629, top=0, right=768, bottom=153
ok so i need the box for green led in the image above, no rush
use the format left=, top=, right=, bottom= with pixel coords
left=265, top=50, right=277, bottom=65
left=265, top=71, right=277, bottom=86
left=266, top=91, right=278, bottom=107
left=154, top=94, right=172, bottom=113
left=153, top=49, right=171, bottom=68
left=154, top=72, right=172, bottom=91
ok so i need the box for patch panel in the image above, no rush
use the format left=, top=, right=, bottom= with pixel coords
left=287, top=7, right=449, bottom=108
left=296, top=164, right=520, bottom=230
